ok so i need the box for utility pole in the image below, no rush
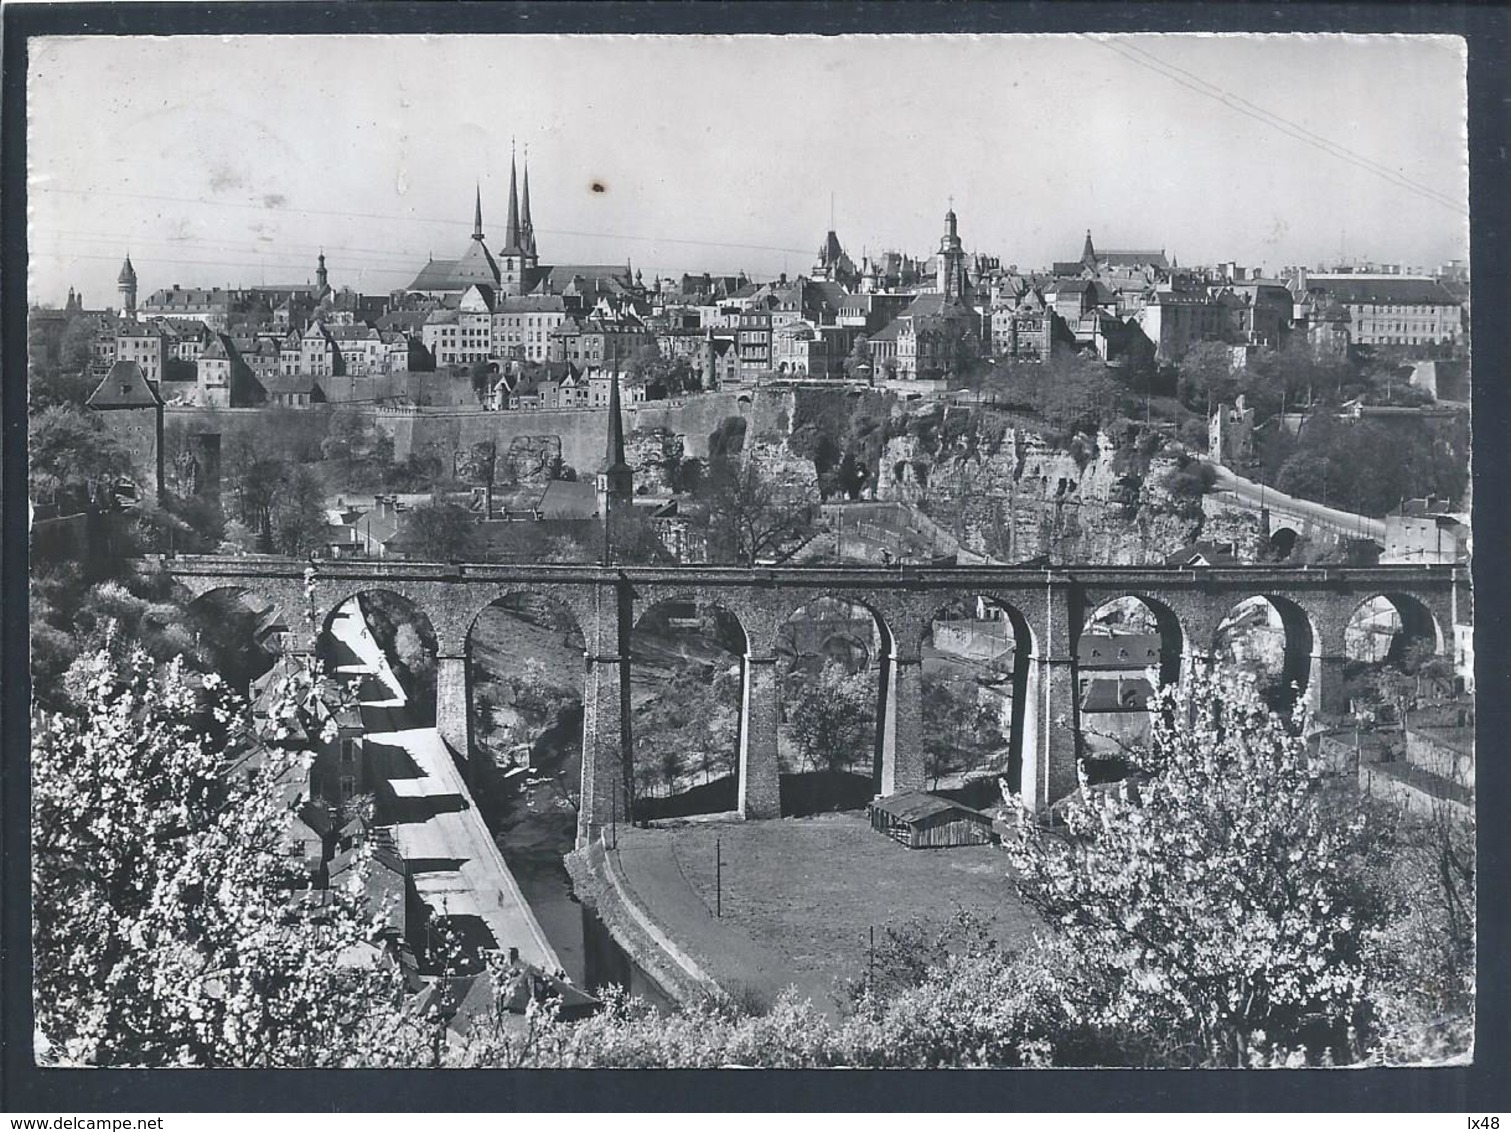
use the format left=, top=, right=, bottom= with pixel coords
left=715, top=836, right=722, bottom=918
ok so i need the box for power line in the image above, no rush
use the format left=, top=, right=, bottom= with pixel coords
left=1109, top=37, right=1465, bottom=213
left=40, top=227, right=449, bottom=266
left=32, top=247, right=420, bottom=280
left=33, top=184, right=819, bottom=257
left=1085, top=35, right=1468, bottom=217
left=1112, top=37, right=1462, bottom=211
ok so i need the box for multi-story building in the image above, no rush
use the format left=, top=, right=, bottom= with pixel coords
left=706, top=335, right=739, bottom=389
left=421, top=309, right=462, bottom=368
left=299, top=321, right=344, bottom=378
left=329, top=324, right=387, bottom=376
left=1218, top=280, right=1294, bottom=349
left=379, top=330, right=412, bottom=373
left=164, top=320, right=214, bottom=365
left=1292, top=272, right=1464, bottom=348
left=1136, top=288, right=1230, bottom=362
left=492, top=295, right=569, bottom=362
left=232, top=334, right=283, bottom=384
left=455, top=285, right=496, bottom=365
left=990, top=289, right=1054, bottom=362
left=655, top=327, right=706, bottom=366
left=550, top=315, right=653, bottom=367
left=734, top=309, right=773, bottom=381
left=114, top=322, right=170, bottom=385
left=141, top=285, right=238, bottom=332
left=811, top=228, right=860, bottom=290
left=873, top=293, right=980, bottom=381
left=196, top=335, right=234, bottom=407
left=772, top=319, right=860, bottom=379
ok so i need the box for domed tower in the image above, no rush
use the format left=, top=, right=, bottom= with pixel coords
left=936, top=205, right=967, bottom=300
left=315, top=250, right=330, bottom=298
left=117, top=253, right=138, bottom=319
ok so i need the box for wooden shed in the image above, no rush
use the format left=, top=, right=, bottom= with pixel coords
left=868, top=790, right=996, bottom=849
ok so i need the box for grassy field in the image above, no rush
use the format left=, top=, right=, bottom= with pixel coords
left=623, top=811, right=1041, bottom=1011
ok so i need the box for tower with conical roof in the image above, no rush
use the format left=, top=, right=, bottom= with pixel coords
left=117, top=253, right=138, bottom=319
left=1081, top=229, right=1098, bottom=270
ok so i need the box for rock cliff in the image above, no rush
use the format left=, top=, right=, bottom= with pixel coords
left=865, top=409, right=1265, bottom=565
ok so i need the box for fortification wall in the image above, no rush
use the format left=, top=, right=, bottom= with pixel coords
left=161, top=392, right=795, bottom=481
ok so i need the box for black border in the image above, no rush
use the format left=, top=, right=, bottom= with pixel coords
left=3, top=1, right=1508, bottom=1113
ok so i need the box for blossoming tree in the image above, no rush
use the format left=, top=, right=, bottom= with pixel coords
left=32, top=641, right=410, bottom=1067
left=1005, top=665, right=1374, bottom=1066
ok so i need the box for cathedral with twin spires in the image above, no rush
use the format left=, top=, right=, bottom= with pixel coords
left=405, top=152, right=637, bottom=302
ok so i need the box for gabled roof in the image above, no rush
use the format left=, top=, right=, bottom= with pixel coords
left=327, top=324, right=380, bottom=341
left=406, top=258, right=463, bottom=293
left=376, top=311, right=431, bottom=333
left=1304, top=276, right=1462, bottom=306
left=496, top=295, right=568, bottom=314
left=88, top=361, right=162, bottom=408
left=540, top=264, right=635, bottom=294
left=115, top=320, right=166, bottom=340
left=870, top=790, right=988, bottom=824
left=1100, top=250, right=1169, bottom=269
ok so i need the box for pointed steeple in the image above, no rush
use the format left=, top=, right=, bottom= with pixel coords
left=597, top=364, right=634, bottom=523
left=473, top=183, right=485, bottom=241
left=605, top=366, right=626, bottom=471
left=520, top=157, right=536, bottom=257
left=504, top=147, right=523, bottom=254
left=1081, top=229, right=1097, bottom=267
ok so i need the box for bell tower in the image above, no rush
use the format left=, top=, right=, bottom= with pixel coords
left=117, top=253, right=138, bottom=319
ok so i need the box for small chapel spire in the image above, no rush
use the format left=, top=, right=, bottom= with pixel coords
left=473, top=182, right=485, bottom=241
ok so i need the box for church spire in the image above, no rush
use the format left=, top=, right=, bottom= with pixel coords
left=1082, top=228, right=1097, bottom=267
left=473, top=182, right=485, bottom=241
left=605, top=366, right=626, bottom=471
left=596, top=363, right=634, bottom=540
left=521, top=154, right=536, bottom=257
left=504, top=146, right=522, bottom=253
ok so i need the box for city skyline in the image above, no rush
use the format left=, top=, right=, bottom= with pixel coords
left=29, top=33, right=1469, bottom=308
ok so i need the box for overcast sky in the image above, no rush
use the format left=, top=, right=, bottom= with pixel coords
left=28, top=34, right=1469, bottom=307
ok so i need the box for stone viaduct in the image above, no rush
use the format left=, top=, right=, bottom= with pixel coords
left=162, top=555, right=1465, bottom=847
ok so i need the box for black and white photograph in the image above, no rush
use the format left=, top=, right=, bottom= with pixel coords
left=8, top=12, right=1499, bottom=1101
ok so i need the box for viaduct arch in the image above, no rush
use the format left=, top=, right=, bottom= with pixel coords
left=168, top=557, right=1464, bottom=847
